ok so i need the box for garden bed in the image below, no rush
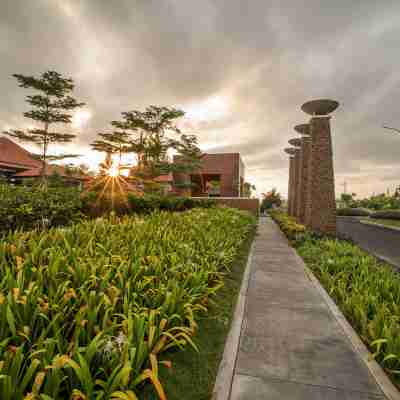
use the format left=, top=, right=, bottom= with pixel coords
left=270, top=210, right=400, bottom=389
left=0, top=207, right=256, bottom=399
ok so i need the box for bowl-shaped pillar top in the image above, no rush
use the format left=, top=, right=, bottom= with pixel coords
left=284, top=147, right=297, bottom=156
left=288, top=138, right=302, bottom=147
left=301, top=99, right=339, bottom=116
left=294, top=123, right=310, bottom=135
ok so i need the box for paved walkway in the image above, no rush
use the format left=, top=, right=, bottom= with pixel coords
left=229, top=217, right=387, bottom=400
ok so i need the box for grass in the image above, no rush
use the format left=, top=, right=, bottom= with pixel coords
left=142, top=224, right=256, bottom=400
left=362, top=218, right=400, bottom=229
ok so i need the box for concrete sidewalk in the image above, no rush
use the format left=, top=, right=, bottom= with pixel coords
left=229, top=217, right=388, bottom=400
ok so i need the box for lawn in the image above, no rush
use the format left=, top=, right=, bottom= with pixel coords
left=362, top=218, right=400, bottom=229
left=0, top=207, right=256, bottom=400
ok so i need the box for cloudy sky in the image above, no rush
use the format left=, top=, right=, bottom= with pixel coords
left=1, top=0, right=400, bottom=197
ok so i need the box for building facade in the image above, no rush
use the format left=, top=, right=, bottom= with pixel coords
left=173, top=153, right=245, bottom=197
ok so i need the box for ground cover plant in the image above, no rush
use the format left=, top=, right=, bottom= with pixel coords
left=0, top=207, right=255, bottom=399
left=0, top=183, right=82, bottom=233
left=363, top=218, right=400, bottom=229
left=270, top=210, right=400, bottom=387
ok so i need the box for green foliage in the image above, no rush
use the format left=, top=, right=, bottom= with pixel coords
left=336, top=207, right=371, bottom=217
left=349, top=193, right=400, bottom=211
left=81, top=192, right=216, bottom=217
left=260, top=188, right=282, bottom=212
left=269, top=210, right=306, bottom=242
left=0, top=184, right=82, bottom=233
left=297, top=237, right=400, bottom=385
left=371, top=210, right=400, bottom=220
left=273, top=211, right=400, bottom=386
left=91, top=106, right=203, bottom=188
left=0, top=208, right=255, bottom=399
left=3, top=71, right=85, bottom=179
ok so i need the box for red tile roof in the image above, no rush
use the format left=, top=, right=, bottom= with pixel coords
left=0, top=137, right=42, bottom=169
left=14, top=164, right=87, bottom=180
left=154, top=173, right=173, bottom=183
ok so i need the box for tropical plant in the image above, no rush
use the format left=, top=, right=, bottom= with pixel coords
left=0, top=207, right=255, bottom=399
left=273, top=210, right=400, bottom=386
left=260, top=189, right=282, bottom=212
left=3, top=71, right=85, bottom=181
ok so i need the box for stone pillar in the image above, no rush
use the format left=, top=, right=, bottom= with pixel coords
left=288, top=138, right=302, bottom=220
left=284, top=148, right=296, bottom=215
left=294, top=124, right=311, bottom=225
left=301, top=99, right=339, bottom=236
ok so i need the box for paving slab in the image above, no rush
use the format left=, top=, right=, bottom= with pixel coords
left=228, top=217, right=389, bottom=400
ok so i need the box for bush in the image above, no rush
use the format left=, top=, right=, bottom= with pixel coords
left=0, top=208, right=255, bottom=399
left=297, top=237, right=400, bottom=385
left=0, top=184, right=82, bottom=233
left=371, top=209, right=400, bottom=220
left=336, top=207, right=371, bottom=217
left=269, top=209, right=306, bottom=242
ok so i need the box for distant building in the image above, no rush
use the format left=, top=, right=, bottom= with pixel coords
left=173, top=153, right=245, bottom=197
left=0, top=137, right=42, bottom=179
left=0, top=137, right=85, bottom=184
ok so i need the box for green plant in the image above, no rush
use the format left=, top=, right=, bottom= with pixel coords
left=3, top=70, right=85, bottom=181
left=0, top=207, right=255, bottom=399
left=371, top=210, right=400, bottom=220
left=0, top=183, right=82, bottom=234
left=269, top=210, right=306, bottom=243
left=274, top=211, right=400, bottom=387
left=336, top=207, right=371, bottom=217
left=260, top=189, right=282, bottom=212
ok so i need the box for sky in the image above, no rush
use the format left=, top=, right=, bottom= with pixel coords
left=1, top=0, right=400, bottom=198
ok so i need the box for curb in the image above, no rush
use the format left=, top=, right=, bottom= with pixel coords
left=303, top=262, right=400, bottom=400
left=211, top=241, right=254, bottom=400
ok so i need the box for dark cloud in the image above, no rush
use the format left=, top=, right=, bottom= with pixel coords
left=1, top=0, right=400, bottom=196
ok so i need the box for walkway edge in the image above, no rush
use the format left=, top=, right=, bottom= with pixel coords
left=302, top=260, right=400, bottom=400
left=211, top=241, right=254, bottom=400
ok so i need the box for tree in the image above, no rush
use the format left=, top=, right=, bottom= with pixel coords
left=91, top=131, right=132, bottom=176
left=91, top=106, right=203, bottom=193
left=243, top=182, right=256, bottom=198
left=3, top=71, right=85, bottom=181
left=260, top=188, right=282, bottom=212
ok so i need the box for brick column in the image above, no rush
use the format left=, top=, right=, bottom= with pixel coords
left=301, top=99, right=339, bottom=236
left=294, top=124, right=311, bottom=225
left=288, top=138, right=302, bottom=220
left=284, top=148, right=296, bottom=215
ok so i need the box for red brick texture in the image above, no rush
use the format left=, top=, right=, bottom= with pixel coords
left=288, top=156, right=295, bottom=216
left=298, top=136, right=311, bottom=224
left=306, top=116, right=336, bottom=235
left=173, top=153, right=244, bottom=197
left=292, top=150, right=301, bottom=218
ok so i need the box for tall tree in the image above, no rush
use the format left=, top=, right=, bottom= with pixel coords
left=3, top=71, right=85, bottom=180
left=91, top=131, right=132, bottom=176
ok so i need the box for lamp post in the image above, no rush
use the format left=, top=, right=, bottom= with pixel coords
left=301, top=99, right=339, bottom=235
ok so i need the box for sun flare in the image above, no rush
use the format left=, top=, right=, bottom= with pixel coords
left=108, top=164, right=119, bottom=177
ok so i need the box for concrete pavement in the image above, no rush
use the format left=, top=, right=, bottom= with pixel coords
left=228, top=217, right=388, bottom=400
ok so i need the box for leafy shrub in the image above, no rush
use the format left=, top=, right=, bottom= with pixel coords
left=371, top=209, right=400, bottom=220
left=351, top=193, right=400, bottom=211
left=273, top=210, right=400, bottom=386
left=0, top=184, right=82, bottom=233
left=297, top=237, right=400, bottom=385
left=0, top=207, right=255, bottom=399
left=337, top=207, right=371, bottom=217
left=269, top=209, right=306, bottom=242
